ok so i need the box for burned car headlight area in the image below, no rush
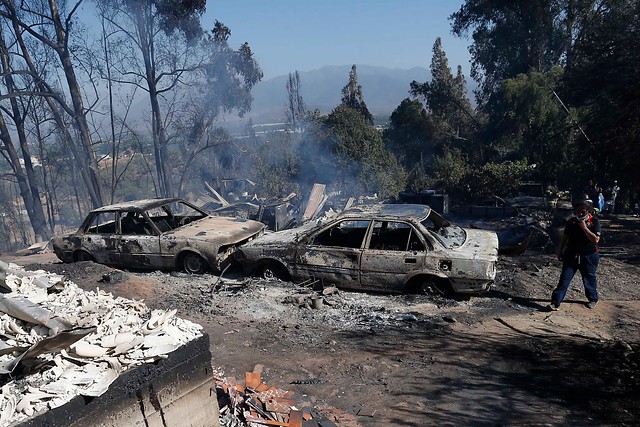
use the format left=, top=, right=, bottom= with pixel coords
left=236, top=204, right=499, bottom=295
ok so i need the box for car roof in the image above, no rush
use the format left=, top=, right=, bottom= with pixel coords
left=90, top=198, right=184, bottom=213
left=339, top=204, right=432, bottom=221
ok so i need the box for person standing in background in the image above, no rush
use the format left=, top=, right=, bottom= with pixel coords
left=584, top=180, right=597, bottom=205
left=597, top=186, right=605, bottom=213
left=608, top=180, right=620, bottom=214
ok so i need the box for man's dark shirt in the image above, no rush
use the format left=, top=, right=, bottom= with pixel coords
left=564, top=215, right=601, bottom=256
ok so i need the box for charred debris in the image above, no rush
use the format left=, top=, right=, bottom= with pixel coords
left=197, top=180, right=554, bottom=256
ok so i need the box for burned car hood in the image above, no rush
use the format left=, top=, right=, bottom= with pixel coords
left=167, top=216, right=265, bottom=244
left=241, top=222, right=318, bottom=247
left=455, top=228, right=499, bottom=260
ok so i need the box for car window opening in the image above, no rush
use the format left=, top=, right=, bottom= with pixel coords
left=312, top=220, right=370, bottom=248
left=120, top=212, right=153, bottom=235
left=370, top=221, right=425, bottom=252
left=417, top=210, right=465, bottom=249
left=146, top=202, right=207, bottom=233
left=86, top=212, right=117, bottom=234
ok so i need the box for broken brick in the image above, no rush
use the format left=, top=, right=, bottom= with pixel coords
left=357, top=407, right=376, bottom=417
left=245, top=371, right=262, bottom=389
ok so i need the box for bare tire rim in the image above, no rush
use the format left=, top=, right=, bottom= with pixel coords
left=184, top=254, right=206, bottom=274
left=262, top=265, right=279, bottom=280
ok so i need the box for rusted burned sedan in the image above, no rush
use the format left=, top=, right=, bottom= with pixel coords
left=236, top=204, right=499, bottom=294
left=51, top=198, right=266, bottom=274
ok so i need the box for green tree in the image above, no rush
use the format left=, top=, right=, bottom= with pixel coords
left=450, top=0, right=597, bottom=104
left=385, top=99, right=433, bottom=159
left=432, top=150, right=529, bottom=201
left=285, top=71, right=307, bottom=131
left=340, top=65, right=374, bottom=124
left=562, top=0, right=640, bottom=194
left=325, top=105, right=406, bottom=198
left=173, top=21, right=263, bottom=196
left=483, top=67, right=574, bottom=188
left=431, top=148, right=471, bottom=198
left=410, top=38, right=475, bottom=149
left=383, top=99, right=434, bottom=190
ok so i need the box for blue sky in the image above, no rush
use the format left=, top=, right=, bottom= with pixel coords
left=201, top=0, right=471, bottom=79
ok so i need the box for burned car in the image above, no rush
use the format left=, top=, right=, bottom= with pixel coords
left=236, top=204, right=499, bottom=294
left=51, top=198, right=266, bottom=274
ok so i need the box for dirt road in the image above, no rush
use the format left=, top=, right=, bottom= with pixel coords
left=4, top=214, right=640, bottom=426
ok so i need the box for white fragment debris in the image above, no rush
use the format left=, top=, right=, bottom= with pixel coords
left=0, top=262, right=203, bottom=426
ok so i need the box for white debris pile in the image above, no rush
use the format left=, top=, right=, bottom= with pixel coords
left=0, top=261, right=202, bottom=426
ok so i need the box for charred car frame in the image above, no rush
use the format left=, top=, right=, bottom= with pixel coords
left=236, top=204, right=499, bottom=295
left=51, top=198, right=266, bottom=274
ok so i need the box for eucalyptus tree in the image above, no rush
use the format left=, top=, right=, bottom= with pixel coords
left=561, top=0, right=640, bottom=194
left=450, top=0, right=601, bottom=105
left=172, top=21, right=262, bottom=197
left=0, top=0, right=104, bottom=208
left=0, top=29, right=51, bottom=241
left=99, top=1, right=261, bottom=198
left=97, top=0, right=206, bottom=198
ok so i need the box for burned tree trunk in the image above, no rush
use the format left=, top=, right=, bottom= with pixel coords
left=0, top=29, right=50, bottom=241
left=0, top=113, right=49, bottom=241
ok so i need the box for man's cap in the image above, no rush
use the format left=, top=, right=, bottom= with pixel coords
left=573, top=199, right=594, bottom=209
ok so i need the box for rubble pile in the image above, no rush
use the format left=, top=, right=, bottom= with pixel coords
left=215, top=366, right=369, bottom=427
left=157, top=274, right=464, bottom=333
left=0, top=261, right=202, bottom=425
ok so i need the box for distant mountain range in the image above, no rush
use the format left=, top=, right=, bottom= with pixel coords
left=233, top=64, right=430, bottom=125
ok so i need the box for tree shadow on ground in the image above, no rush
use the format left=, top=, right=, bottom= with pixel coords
left=330, top=322, right=640, bottom=426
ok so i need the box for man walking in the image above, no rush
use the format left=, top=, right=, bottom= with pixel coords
left=549, top=199, right=601, bottom=310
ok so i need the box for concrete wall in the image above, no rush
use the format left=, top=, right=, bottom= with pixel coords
left=20, top=334, right=219, bottom=427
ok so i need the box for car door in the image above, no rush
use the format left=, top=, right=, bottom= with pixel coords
left=117, top=211, right=162, bottom=268
left=359, top=220, right=428, bottom=291
left=293, top=219, right=370, bottom=288
left=80, top=212, right=120, bottom=265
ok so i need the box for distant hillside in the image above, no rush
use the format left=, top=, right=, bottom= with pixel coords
left=240, top=64, right=430, bottom=124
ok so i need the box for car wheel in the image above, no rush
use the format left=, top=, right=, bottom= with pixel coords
left=182, top=252, right=208, bottom=274
left=417, top=277, right=440, bottom=295
left=75, top=250, right=94, bottom=262
left=407, top=276, right=451, bottom=296
left=259, top=263, right=288, bottom=281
